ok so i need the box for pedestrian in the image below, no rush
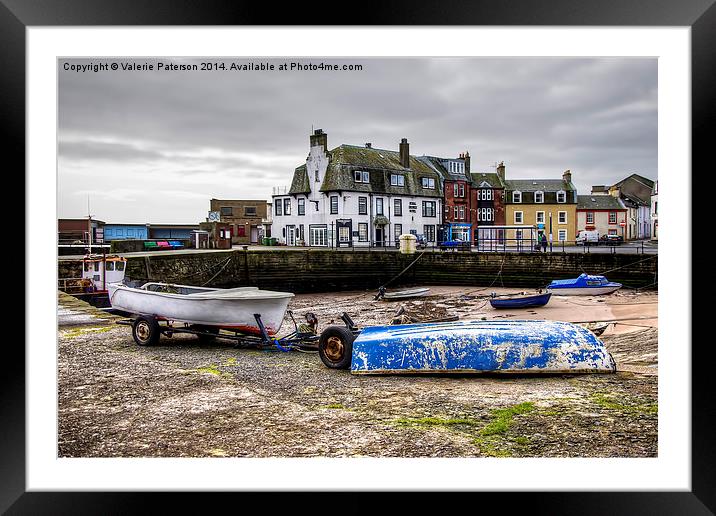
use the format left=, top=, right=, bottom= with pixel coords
left=541, top=233, right=548, bottom=252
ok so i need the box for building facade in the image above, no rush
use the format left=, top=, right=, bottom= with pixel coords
left=598, top=173, right=654, bottom=240
left=272, top=130, right=443, bottom=247
left=471, top=162, right=507, bottom=246
left=504, top=170, right=578, bottom=245
left=650, top=180, right=658, bottom=241
left=209, top=199, right=268, bottom=245
left=576, top=195, right=628, bottom=238
left=421, top=154, right=473, bottom=243
left=102, top=224, right=149, bottom=241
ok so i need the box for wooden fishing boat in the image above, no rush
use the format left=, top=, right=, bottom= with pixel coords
left=381, top=287, right=430, bottom=300
left=489, top=291, right=552, bottom=309
left=547, top=273, right=622, bottom=296
left=108, top=282, right=293, bottom=336
left=318, top=319, right=616, bottom=374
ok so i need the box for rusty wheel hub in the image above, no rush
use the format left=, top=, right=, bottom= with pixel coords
left=324, top=336, right=345, bottom=362
left=136, top=321, right=150, bottom=341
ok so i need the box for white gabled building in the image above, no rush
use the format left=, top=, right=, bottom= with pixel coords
left=650, top=180, right=658, bottom=241
left=272, top=130, right=443, bottom=247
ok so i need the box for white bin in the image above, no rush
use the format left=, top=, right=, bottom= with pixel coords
left=399, top=233, right=417, bottom=254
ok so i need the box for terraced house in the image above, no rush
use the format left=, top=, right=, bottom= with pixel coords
left=272, top=130, right=443, bottom=247
left=504, top=169, right=578, bottom=245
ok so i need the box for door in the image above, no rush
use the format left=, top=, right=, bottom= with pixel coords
left=286, top=225, right=296, bottom=246
left=250, top=226, right=258, bottom=243
left=336, top=219, right=352, bottom=248
left=375, top=227, right=384, bottom=247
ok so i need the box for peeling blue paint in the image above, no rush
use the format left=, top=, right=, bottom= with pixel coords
left=350, top=320, right=616, bottom=374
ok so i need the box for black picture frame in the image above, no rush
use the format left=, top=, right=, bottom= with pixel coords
left=5, top=0, right=712, bottom=513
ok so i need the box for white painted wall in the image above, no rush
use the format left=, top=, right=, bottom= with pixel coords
left=272, top=143, right=442, bottom=246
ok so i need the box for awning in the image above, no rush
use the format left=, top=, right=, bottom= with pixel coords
left=373, top=215, right=390, bottom=226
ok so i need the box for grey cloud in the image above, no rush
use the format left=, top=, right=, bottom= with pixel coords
left=59, top=57, right=657, bottom=222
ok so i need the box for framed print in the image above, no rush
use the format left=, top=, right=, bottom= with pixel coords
left=5, top=0, right=713, bottom=513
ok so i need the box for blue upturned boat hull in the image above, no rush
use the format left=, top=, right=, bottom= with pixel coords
left=350, top=319, right=616, bottom=374
left=490, top=293, right=552, bottom=309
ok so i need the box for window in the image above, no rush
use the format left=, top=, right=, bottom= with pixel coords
left=390, top=174, right=405, bottom=187
left=220, top=206, right=233, bottom=216
left=424, top=225, right=436, bottom=242
left=513, top=191, right=522, bottom=203
left=534, top=191, right=544, bottom=203
left=608, top=229, right=618, bottom=235
left=394, top=198, right=402, bottom=216
left=394, top=224, right=402, bottom=242
left=244, top=206, right=257, bottom=217
left=283, top=198, right=291, bottom=215
left=654, top=202, right=657, bottom=214
left=454, top=184, right=459, bottom=197
left=454, top=206, right=459, bottom=220
left=422, top=201, right=436, bottom=217
left=459, top=206, right=465, bottom=220
left=556, top=190, right=566, bottom=203
left=330, top=196, right=338, bottom=214
left=315, top=169, right=319, bottom=182
left=536, top=211, right=545, bottom=224
left=421, top=177, right=435, bottom=189
left=310, top=225, right=328, bottom=246
left=116, top=261, right=125, bottom=271
left=514, top=211, right=523, bottom=224
left=376, top=198, right=384, bottom=215
left=106, top=261, right=115, bottom=271
left=354, top=170, right=369, bottom=183
left=459, top=184, right=465, bottom=197
left=298, top=198, right=305, bottom=215
left=358, top=223, right=368, bottom=241
left=558, top=229, right=567, bottom=241
left=558, top=211, right=567, bottom=224
left=480, top=189, right=493, bottom=201
left=609, top=212, right=617, bottom=224
left=480, top=208, right=493, bottom=221
left=586, top=212, right=594, bottom=224
left=275, top=201, right=282, bottom=216
left=358, top=197, right=367, bottom=215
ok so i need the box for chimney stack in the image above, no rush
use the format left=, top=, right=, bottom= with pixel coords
left=496, top=161, right=505, bottom=182
left=309, top=128, right=328, bottom=151
left=399, top=138, right=410, bottom=168
left=562, top=169, right=572, bottom=184
left=464, top=151, right=470, bottom=173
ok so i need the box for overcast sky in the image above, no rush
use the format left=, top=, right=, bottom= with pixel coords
left=58, top=57, right=657, bottom=224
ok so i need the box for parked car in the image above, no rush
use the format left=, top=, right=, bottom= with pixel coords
left=576, top=230, right=600, bottom=246
left=439, top=239, right=471, bottom=251
left=600, top=234, right=624, bottom=245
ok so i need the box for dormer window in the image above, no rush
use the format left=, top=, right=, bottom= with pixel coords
left=422, top=177, right=435, bottom=189
left=557, top=190, right=566, bottom=203
left=534, top=191, right=544, bottom=203
left=354, top=170, right=370, bottom=183
left=513, top=191, right=522, bottom=203
left=390, top=174, right=405, bottom=187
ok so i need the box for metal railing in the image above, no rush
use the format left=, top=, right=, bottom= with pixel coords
left=264, top=237, right=656, bottom=254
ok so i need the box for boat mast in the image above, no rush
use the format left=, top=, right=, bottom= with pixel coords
left=87, top=196, right=93, bottom=255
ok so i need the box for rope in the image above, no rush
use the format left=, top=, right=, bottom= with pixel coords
left=378, top=249, right=428, bottom=290
left=597, top=255, right=657, bottom=276
left=200, top=257, right=233, bottom=286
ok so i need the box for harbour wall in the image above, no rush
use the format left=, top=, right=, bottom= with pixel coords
left=100, top=250, right=659, bottom=293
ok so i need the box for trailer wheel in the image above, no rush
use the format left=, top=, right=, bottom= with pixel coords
left=132, top=316, right=160, bottom=346
left=318, top=325, right=355, bottom=369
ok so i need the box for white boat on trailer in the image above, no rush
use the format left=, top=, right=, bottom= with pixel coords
left=108, top=282, right=294, bottom=344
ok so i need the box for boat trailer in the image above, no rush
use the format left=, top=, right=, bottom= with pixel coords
left=117, top=310, right=361, bottom=352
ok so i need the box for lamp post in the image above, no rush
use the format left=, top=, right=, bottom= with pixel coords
left=549, top=212, right=553, bottom=253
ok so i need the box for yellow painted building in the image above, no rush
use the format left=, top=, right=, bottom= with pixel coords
left=503, top=170, right=578, bottom=245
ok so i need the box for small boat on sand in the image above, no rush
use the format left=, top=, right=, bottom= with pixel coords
left=318, top=319, right=616, bottom=374
left=490, top=291, right=552, bottom=309
left=547, top=273, right=622, bottom=296
left=375, top=286, right=430, bottom=301
left=108, top=282, right=293, bottom=336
